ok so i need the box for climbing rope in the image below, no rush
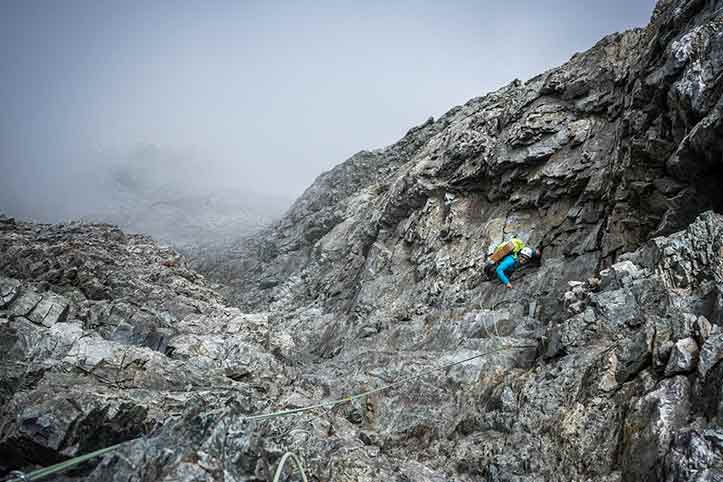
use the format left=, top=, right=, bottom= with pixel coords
left=242, top=344, right=534, bottom=423
left=5, top=442, right=128, bottom=482
left=4, top=344, right=534, bottom=482
left=272, top=452, right=309, bottom=482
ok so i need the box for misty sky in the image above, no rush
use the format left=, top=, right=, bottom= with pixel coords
left=1, top=0, right=655, bottom=222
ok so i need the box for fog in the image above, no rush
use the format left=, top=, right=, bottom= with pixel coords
left=1, top=0, right=655, bottom=227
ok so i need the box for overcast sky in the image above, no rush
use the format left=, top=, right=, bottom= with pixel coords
left=1, top=0, right=655, bottom=222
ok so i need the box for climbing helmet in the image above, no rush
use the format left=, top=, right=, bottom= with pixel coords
left=520, top=247, right=534, bottom=260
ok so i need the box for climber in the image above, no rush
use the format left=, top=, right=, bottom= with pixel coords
left=494, top=246, right=540, bottom=289
left=482, top=237, right=526, bottom=279
left=482, top=238, right=540, bottom=286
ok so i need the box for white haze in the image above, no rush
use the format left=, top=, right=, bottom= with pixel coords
left=0, top=0, right=655, bottom=230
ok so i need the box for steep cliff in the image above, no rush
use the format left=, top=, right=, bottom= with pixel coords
left=200, top=0, right=723, bottom=348
left=2, top=1, right=723, bottom=481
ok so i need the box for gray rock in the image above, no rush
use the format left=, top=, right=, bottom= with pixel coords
left=699, top=332, right=723, bottom=379
left=599, top=260, right=643, bottom=291
left=591, top=288, right=640, bottom=328
left=0, top=277, right=20, bottom=309
left=622, top=376, right=692, bottom=482
left=8, top=291, right=42, bottom=319
left=664, top=427, right=723, bottom=482
left=541, top=323, right=563, bottom=360
left=665, top=337, right=699, bottom=376
left=26, top=293, right=69, bottom=327
left=695, top=315, right=714, bottom=342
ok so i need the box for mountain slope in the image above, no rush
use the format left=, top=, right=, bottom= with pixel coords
left=202, top=0, right=723, bottom=347
left=2, top=1, right=723, bottom=481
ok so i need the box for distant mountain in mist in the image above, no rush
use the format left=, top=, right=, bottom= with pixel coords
left=82, top=147, right=292, bottom=249
left=85, top=186, right=289, bottom=251
left=1, top=143, right=291, bottom=250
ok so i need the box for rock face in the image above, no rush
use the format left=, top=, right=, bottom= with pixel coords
left=3, top=1, right=723, bottom=481
left=201, top=0, right=723, bottom=334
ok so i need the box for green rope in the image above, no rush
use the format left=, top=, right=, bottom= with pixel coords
left=241, top=344, right=534, bottom=423
left=6, top=343, right=534, bottom=482
left=272, top=452, right=309, bottom=482
left=6, top=441, right=129, bottom=482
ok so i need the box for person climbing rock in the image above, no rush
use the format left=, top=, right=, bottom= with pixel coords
left=494, top=246, right=540, bottom=288
left=482, top=237, right=526, bottom=279
left=482, top=238, right=540, bottom=285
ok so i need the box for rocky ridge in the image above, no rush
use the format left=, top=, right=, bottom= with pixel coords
left=2, top=0, right=723, bottom=481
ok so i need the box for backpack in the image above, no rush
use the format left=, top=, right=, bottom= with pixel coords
left=488, top=238, right=525, bottom=263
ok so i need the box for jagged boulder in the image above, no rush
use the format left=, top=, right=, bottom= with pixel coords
left=0, top=276, right=20, bottom=308
left=665, top=337, right=700, bottom=376
left=622, top=376, right=693, bottom=482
